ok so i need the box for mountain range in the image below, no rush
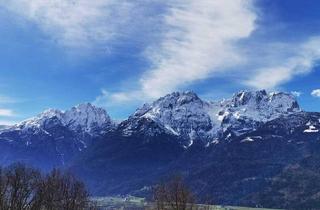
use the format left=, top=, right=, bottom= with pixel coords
left=0, top=103, right=115, bottom=170
left=0, top=90, right=319, bottom=209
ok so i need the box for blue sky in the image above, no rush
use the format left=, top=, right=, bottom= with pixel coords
left=0, top=0, right=320, bottom=124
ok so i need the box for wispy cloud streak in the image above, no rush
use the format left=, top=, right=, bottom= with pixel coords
left=141, top=0, right=256, bottom=98
left=1, top=0, right=134, bottom=48
left=0, top=109, right=14, bottom=117
left=245, top=37, right=320, bottom=89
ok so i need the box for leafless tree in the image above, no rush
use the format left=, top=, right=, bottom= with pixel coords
left=0, top=163, right=93, bottom=210
left=35, top=168, right=90, bottom=210
left=0, top=163, right=41, bottom=210
left=153, top=175, right=195, bottom=210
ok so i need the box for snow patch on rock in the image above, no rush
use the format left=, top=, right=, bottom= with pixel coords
left=304, top=125, right=319, bottom=133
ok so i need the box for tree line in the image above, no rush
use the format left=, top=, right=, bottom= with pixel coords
left=0, top=163, right=212, bottom=210
left=0, top=163, right=94, bottom=210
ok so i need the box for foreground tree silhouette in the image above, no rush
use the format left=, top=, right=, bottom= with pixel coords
left=0, top=163, right=41, bottom=210
left=36, top=169, right=90, bottom=210
left=0, top=163, right=93, bottom=210
left=153, top=175, right=195, bottom=210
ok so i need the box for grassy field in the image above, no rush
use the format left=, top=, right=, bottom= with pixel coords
left=90, top=196, right=282, bottom=210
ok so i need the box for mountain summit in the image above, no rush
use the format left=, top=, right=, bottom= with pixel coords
left=118, top=90, right=300, bottom=147
left=13, top=103, right=114, bottom=135
left=0, top=103, right=114, bottom=169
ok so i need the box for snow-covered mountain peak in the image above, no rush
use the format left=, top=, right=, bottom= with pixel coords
left=122, top=91, right=213, bottom=144
left=133, top=91, right=208, bottom=118
left=268, top=91, right=300, bottom=111
left=159, top=91, right=202, bottom=104
left=4, top=103, right=114, bottom=135
left=223, top=90, right=300, bottom=120
left=13, top=109, right=63, bottom=130
left=150, top=91, right=202, bottom=106
left=230, top=90, right=268, bottom=107
left=64, top=103, right=113, bottom=132
left=122, top=90, right=302, bottom=147
left=229, top=90, right=299, bottom=110
left=38, top=108, right=63, bottom=119
left=71, top=102, right=99, bottom=113
left=2, top=90, right=302, bottom=149
left=229, top=90, right=300, bottom=110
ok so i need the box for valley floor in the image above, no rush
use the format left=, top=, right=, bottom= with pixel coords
left=91, top=196, right=282, bottom=210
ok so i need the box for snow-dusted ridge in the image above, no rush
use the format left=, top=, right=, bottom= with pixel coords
left=121, top=90, right=301, bottom=147
left=0, top=103, right=116, bottom=168
left=224, top=90, right=300, bottom=120
left=3, top=103, right=115, bottom=135
left=0, top=90, right=301, bottom=149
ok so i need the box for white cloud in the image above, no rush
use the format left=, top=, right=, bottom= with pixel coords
left=93, top=89, right=142, bottom=108
left=1, top=0, right=134, bottom=48
left=0, top=120, right=17, bottom=126
left=140, top=0, right=256, bottom=98
left=291, top=91, right=302, bottom=97
left=94, top=0, right=257, bottom=106
left=5, top=0, right=320, bottom=106
left=245, top=37, right=320, bottom=89
left=0, top=95, right=16, bottom=119
left=311, top=89, right=320, bottom=98
left=0, top=95, right=16, bottom=104
left=0, top=109, right=14, bottom=117
left=0, top=94, right=19, bottom=125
